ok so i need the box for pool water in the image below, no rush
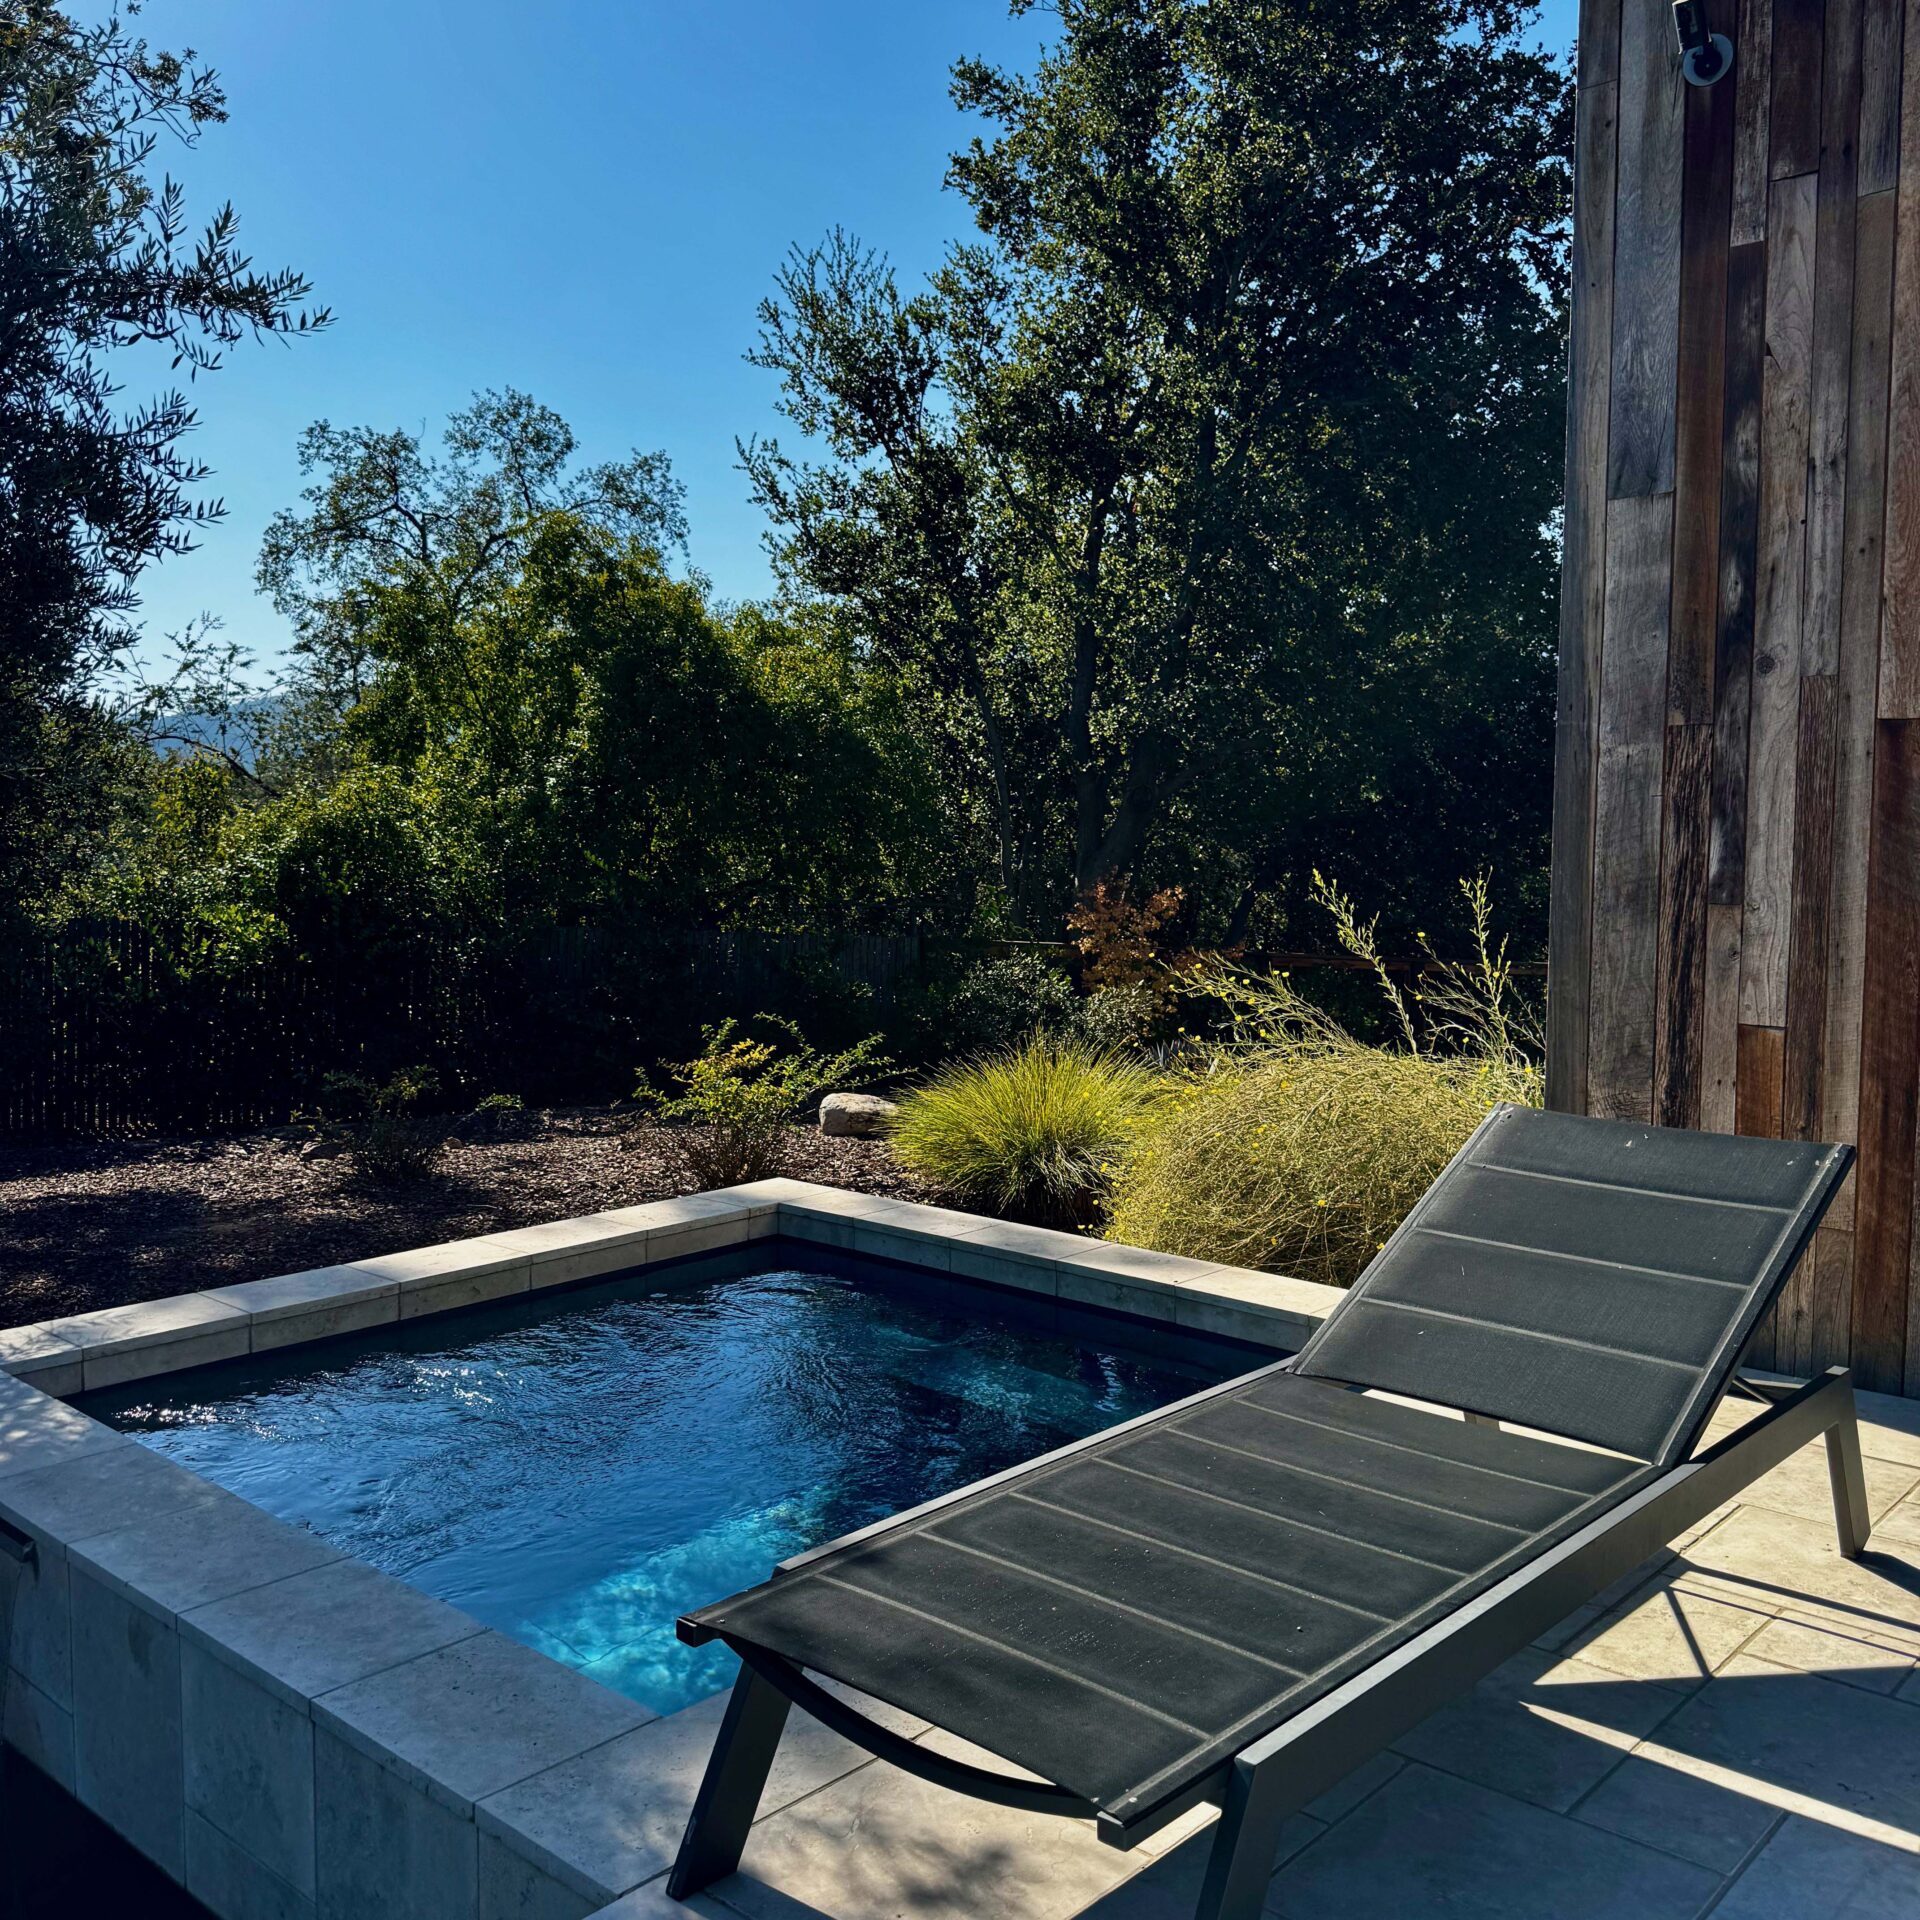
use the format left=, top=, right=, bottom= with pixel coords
left=88, top=1247, right=1243, bottom=1716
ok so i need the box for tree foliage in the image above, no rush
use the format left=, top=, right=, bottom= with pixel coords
left=745, top=0, right=1570, bottom=942
left=0, top=0, right=325, bottom=907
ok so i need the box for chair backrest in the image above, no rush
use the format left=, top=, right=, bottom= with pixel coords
left=1290, top=1106, right=1853, bottom=1464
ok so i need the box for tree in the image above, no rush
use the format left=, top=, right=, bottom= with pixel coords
left=745, top=0, right=1570, bottom=941
left=0, top=1, right=326, bottom=909
left=252, top=394, right=945, bottom=930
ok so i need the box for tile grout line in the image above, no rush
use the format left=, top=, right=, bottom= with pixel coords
left=1689, top=1811, right=1789, bottom=1919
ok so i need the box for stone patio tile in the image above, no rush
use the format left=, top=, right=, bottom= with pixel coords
left=69, top=1480, right=342, bottom=1623
left=204, top=1266, right=399, bottom=1351
left=1070, top=1812, right=1324, bottom=1920
left=70, top=1565, right=184, bottom=1877
left=1263, top=1763, right=1721, bottom=1920
left=1171, top=1271, right=1335, bottom=1348
left=313, top=1629, right=653, bottom=1815
left=0, top=1323, right=83, bottom=1397
left=350, top=1234, right=532, bottom=1287
left=478, top=1827, right=599, bottom=1920
left=1740, top=1445, right=1918, bottom=1526
left=942, top=1218, right=1076, bottom=1295
left=1571, top=1750, right=1780, bottom=1873
left=184, top=1810, right=316, bottom=1920
left=1647, top=1652, right=1920, bottom=1836
left=44, top=1289, right=249, bottom=1359
left=1567, top=1575, right=1771, bottom=1689
left=477, top=1685, right=893, bottom=1905
left=1712, top=1813, right=1920, bottom=1918
left=181, top=1553, right=487, bottom=1709
left=1672, top=1502, right=1920, bottom=1645
left=1853, top=1390, right=1920, bottom=1470
left=184, top=1637, right=317, bottom=1895
left=0, top=1430, right=222, bottom=1547
left=585, top=1877, right=734, bottom=1919
left=0, top=1377, right=128, bottom=1482
left=3, top=1548, right=68, bottom=1708
left=398, top=1265, right=534, bottom=1320
left=1743, top=1614, right=1918, bottom=1694
left=714, top=1742, right=1138, bottom=1920
left=2, top=1669, right=75, bottom=1791
left=1869, top=1492, right=1920, bottom=1549
left=1055, top=1240, right=1227, bottom=1293
left=485, top=1217, right=656, bottom=1291
left=314, top=1724, right=476, bottom=1920
left=1390, top=1648, right=1687, bottom=1811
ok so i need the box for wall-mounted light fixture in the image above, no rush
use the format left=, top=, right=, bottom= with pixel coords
left=1673, top=0, right=1734, bottom=87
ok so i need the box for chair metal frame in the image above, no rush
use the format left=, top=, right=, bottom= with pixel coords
left=670, top=1363, right=1871, bottom=1920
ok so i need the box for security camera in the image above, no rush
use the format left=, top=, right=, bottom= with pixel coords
left=1673, top=1, right=1734, bottom=87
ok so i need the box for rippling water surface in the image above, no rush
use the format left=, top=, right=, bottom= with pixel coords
left=93, top=1253, right=1234, bottom=1715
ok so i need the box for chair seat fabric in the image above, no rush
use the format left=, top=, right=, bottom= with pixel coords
left=684, top=1370, right=1651, bottom=1824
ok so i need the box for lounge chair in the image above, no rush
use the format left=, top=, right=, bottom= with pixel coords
left=669, top=1106, right=1865, bottom=1920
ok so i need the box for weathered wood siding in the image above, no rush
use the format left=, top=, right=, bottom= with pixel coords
left=1549, top=0, right=1920, bottom=1392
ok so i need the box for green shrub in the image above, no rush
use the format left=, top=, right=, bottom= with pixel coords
left=943, top=952, right=1080, bottom=1054
left=885, top=1038, right=1163, bottom=1226
left=637, top=1015, right=887, bottom=1187
left=1105, top=874, right=1541, bottom=1285
left=313, top=1065, right=448, bottom=1185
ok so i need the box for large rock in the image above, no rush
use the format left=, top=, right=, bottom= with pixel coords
left=819, top=1091, right=898, bottom=1138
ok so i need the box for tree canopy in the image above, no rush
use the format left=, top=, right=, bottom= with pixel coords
left=746, top=0, right=1570, bottom=941
left=0, top=0, right=325, bottom=909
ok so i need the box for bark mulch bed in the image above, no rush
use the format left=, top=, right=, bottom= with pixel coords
left=0, top=1108, right=933, bottom=1330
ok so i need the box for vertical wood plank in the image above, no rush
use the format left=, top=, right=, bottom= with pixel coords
left=1808, top=1224, right=1854, bottom=1370
left=1858, top=0, right=1905, bottom=194
left=1880, top=0, right=1920, bottom=713
left=1737, top=1016, right=1789, bottom=1378
left=1656, top=724, right=1715, bottom=1124
left=1548, top=79, right=1622, bottom=1115
left=1823, top=188, right=1897, bottom=1225
left=1669, top=47, right=1738, bottom=723
left=1741, top=171, right=1819, bottom=1024
left=1802, top=0, right=1862, bottom=681
left=1771, top=0, right=1829, bottom=179
left=1703, top=903, right=1745, bottom=1130
left=1736, top=1022, right=1788, bottom=1134
left=1784, top=675, right=1841, bottom=1140
left=1590, top=494, right=1676, bottom=1120
left=1712, top=242, right=1769, bottom=907
left=1609, top=0, right=1687, bottom=497
left=1579, top=0, right=1625, bottom=86
left=1853, top=719, right=1920, bottom=1392
left=1734, top=0, right=1779, bottom=242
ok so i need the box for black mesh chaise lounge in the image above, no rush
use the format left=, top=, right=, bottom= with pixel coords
left=669, top=1107, right=1866, bottom=1920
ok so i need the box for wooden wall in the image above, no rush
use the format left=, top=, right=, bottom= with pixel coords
left=1547, top=0, right=1920, bottom=1391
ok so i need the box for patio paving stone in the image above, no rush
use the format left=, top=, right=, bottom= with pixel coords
left=1389, top=1647, right=1688, bottom=1811
left=1639, top=1652, right=1920, bottom=1837
left=1709, top=1813, right=1920, bottom=1918
left=313, top=1628, right=653, bottom=1815
left=1568, top=1748, right=1781, bottom=1874
left=1566, top=1574, right=1772, bottom=1689
left=1262, top=1763, right=1721, bottom=1919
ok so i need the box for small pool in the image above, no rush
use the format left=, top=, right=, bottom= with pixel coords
left=85, top=1245, right=1248, bottom=1717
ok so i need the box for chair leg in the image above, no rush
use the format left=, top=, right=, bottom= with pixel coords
left=1193, top=1755, right=1292, bottom=1920
left=1825, top=1401, right=1872, bottom=1559
left=668, top=1659, right=792, bottom=1898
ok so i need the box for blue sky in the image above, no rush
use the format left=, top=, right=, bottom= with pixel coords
left=107, top=0, right=1576, bottom=670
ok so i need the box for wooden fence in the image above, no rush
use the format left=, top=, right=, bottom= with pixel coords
left=0, top=921, right=928, bottom=1141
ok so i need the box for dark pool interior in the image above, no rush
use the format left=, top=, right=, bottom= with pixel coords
left=85, top=1241, right=1257, bottom=1716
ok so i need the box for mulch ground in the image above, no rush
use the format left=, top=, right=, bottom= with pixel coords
left=0, top=1109, right=932, bottom=1329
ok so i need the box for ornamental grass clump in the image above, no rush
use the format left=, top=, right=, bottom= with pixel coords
left=1105, top=876, right=1542, bottom=1287
left=885, top=1038, right=1163, bottom=1227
